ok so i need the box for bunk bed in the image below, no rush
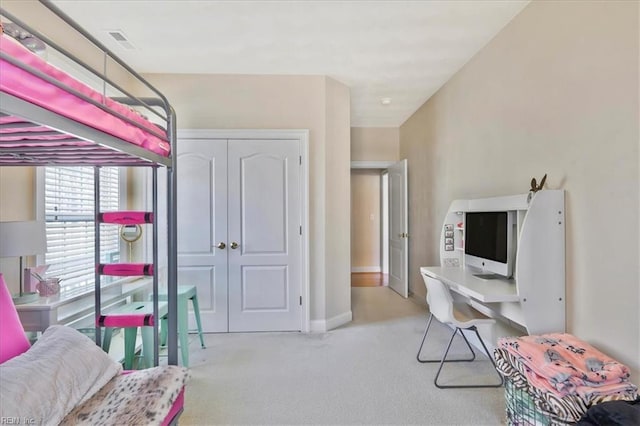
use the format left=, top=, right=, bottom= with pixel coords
left=0, top=1, right=184, bottom=424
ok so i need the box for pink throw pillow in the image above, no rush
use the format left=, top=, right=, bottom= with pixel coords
left=0, top=273, right=31, bottom=363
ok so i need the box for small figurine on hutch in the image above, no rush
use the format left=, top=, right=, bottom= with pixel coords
left=528, top=173, right=547, bottom=202
left=530, top=174, right=547, bottom=193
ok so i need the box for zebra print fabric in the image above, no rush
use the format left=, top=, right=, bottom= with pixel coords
left=494, top=347, right=633, bottom=424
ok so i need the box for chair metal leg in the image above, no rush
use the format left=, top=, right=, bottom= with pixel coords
left=101, top=327, right=113, bottom=353
left=160, top=316, right=168, bottom=347
left=417, top=314, right=475, bottom=363
left=141, top=325, right=155, bottom=369
left=123, top=327, right=138, bottom=370
left=178, top=297, right=190, bottom=368
left=457, top=327, right=477, bottom=362
left=190, top=294, right=206, bottom=349
left=433, top=326, right=504, bottom=389
left=416, top=314, right=434, bottom=363
left=472, top=327, right=504, bottom=387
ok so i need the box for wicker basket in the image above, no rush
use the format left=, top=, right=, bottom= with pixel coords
left=504, top=376, right=572, bottom=426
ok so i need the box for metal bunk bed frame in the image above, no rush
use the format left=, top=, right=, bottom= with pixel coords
left=0, top=0, right=179, bottom=366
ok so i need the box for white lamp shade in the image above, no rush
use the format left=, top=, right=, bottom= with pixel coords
left=0, top=221, right=46, bottom=258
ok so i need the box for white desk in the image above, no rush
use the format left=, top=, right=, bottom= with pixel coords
left=420, top=265, right=565, bottom=335
left=16, top=279, right=151, bottom=332
left=420, top=266, right=519, bottom=303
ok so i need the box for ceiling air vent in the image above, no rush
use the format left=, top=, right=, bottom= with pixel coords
left=107, top=30, right=135, bottom=50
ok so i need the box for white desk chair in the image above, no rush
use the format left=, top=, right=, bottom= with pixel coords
left=416, top=275, right=503, bottom=389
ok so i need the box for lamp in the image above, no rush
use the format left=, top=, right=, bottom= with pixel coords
left=0, top=221, right=46, bottom=304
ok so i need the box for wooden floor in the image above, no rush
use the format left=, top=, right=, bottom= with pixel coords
left=351, top=272, right=388, bottom=287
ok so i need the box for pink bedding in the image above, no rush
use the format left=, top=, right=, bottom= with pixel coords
left=499, top=333, right=637, bottom=399
left=0, top=34, right=170, bottom=157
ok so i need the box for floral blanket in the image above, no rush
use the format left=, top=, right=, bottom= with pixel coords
left=499, top=333, right=637, bottom=400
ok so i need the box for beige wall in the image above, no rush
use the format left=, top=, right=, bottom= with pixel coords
left=0, top=168, right=36, bottom=293
left=324, top=77, right=352, bottom=320
left=400, top=0, right=639, bottom=379
left=351, top=127, right=400, bottom=161
left=351, top=171, right=381, bottom=270
left=0, top=71, right=353, bottom=327
left=142, top=73, right=351, bottom=326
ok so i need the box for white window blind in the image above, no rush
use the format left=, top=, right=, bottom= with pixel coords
left=44, top=167, right=120, bottom=294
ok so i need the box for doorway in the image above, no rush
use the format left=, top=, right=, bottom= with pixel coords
left=350, top=160, right=407, bottom=297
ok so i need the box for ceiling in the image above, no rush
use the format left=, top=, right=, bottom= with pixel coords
left=49, top=0, right=529, bottom=127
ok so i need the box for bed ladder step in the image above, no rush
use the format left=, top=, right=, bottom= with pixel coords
left=98, top=301, right=168, bottom=369
left=98, top=263, right=154, bottom=276
left=98, top=211, right=154, bottom=224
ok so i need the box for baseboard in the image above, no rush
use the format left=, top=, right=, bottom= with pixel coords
left=351, top=266, right=381, bottom=273
left=409, top=292, right=427, bottom=308
left=309, top=311, right=353, bottom=332
left=309, top=320, right=326, bottom=332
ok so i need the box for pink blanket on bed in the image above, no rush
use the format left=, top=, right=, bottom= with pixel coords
left=0, top=34, right=170, bottom=156
left=499, top=333, right=637, bottom=399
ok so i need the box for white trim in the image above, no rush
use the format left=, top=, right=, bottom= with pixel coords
left=35, top=167, right=45, bottom=266
left=301, top=132, right=310, bottom=332
left=179, top=129, right=306, bottom=141
left=117, top=167, right=129, bottom=261
left=351, top=161, right=395, bottom=169
left=309, top=310, right=353, bottom=332
left=351, top=266, right=381, bottom=273
left=177, top=129, right=310, bottom=333
left=35, top=167, right=45, bottom=221
left=327, top=311, right=352, bottom=330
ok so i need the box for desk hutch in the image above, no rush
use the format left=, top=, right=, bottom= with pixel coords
left=421, top=190, right=565, bottom=341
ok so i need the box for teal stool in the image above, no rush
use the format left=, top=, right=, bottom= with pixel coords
left=153, top=285, right=205, bottom=367
left=101, top=301, right=168, bottom=369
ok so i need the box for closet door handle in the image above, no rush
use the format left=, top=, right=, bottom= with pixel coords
left=216, top=242, right=226, bottom=249
left=230, top=242, right=239, bottom=250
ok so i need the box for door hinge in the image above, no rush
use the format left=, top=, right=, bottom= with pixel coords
left=299, top=296, right=302, bottom=305
left=299, top=155, right=302, bottom=165
left=299, top=225, right=302, bottom=235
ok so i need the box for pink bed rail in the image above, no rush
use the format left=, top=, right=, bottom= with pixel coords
left=0, top=34, right=170, bottom=157
left=162, top=389, right=185, bottom=426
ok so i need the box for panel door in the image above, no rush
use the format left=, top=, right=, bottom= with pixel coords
left=177, top=139, right=228, bottom=332
left=388, top=159, right=408, bottom=298
left=227, top=139, right=302, bottom=332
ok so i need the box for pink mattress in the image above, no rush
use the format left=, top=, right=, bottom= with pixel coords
left=0, top=34, right=170, bottom=158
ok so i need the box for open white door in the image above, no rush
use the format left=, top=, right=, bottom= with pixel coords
left=388, top=159, right=408, bottom=298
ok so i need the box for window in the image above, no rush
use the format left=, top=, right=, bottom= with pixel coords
left=43, top=167, right=122, bottom=294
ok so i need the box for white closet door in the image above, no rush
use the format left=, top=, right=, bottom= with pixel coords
left=177, top=139, right=228, bottom=332
left=227, top=139, right=302, bottom=332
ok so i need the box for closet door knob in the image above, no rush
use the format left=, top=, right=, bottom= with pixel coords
left=216, top=242, right=226, bottom=249
left=230, top=242, right=239, bottom=249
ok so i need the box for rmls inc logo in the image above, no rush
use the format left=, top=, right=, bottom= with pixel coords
left=0, top=418, right=35, bottom=425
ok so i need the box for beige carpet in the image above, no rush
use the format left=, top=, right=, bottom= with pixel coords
left=179, top=287, right=506, bottom=425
